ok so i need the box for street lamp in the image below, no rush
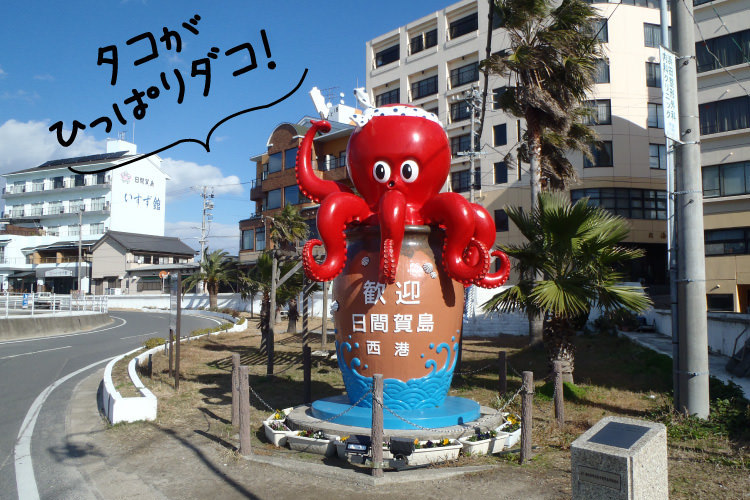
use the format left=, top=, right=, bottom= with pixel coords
left=77, top=206, right=85, bottom=295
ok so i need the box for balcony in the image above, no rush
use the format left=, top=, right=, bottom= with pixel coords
left=2, top=178, right=111, bottom=198
left=250, top=179, right=263, bottom=202
left=3, top=202, right=110, bottom=220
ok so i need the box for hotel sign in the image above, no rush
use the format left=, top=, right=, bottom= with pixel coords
left=660, top=46, right=680, bottom=143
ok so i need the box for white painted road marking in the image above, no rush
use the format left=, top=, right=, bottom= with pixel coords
left=15, top=357, right=113, bottom=500
left=0, top=346, right=71, bottom=360
left=120, top=331, right=158, bottom=340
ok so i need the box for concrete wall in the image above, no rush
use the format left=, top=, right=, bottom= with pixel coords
left=90, top=238, right=126, bottom=279
left=643, top=309, right=750, bottom=356
left=0, top=313, right=112, bottom=341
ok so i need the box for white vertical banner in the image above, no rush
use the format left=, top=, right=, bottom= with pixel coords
left=660, top=46, right=681, bottom=142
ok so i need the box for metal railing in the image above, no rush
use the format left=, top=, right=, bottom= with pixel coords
left=2, top=292, right=108, bottom=318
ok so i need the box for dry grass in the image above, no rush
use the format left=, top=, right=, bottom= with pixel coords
left=110, top=322, right=749, bottom=499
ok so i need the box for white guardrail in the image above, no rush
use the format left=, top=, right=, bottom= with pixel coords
left=101, top=313, right=246, bottom=425
left=2, top=292, right=108, bottom=319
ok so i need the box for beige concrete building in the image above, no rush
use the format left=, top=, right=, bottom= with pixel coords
left=695, top=0, right=750, bottom=313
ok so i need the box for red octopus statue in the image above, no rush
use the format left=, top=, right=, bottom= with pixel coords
left=295, top=104, right=510, bottom=288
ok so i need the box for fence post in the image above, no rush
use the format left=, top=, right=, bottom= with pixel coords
left=553, top=361, right=564, bottom=427
left=148, top=354, right=153, bottom=378
left=371, top=374, right=384, bottom=478
left=52, top=293, right=56, bottom=313
left=31, top=292, right=34, bottom=316
left=5, top=292, right=8, bottom=319
left=498, top=351, right=507, bottom=395
left=238, top=365, right=252, bottom=456
left=232, top=353, right=241, bottom=426
left=519, top=371, right=534, bottom=465
left=303, top=345, right=312, bottom=404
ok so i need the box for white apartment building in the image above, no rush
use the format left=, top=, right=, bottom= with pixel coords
left=0, top=139, right=168, bottom=292
left=366, top=0, right=676, bottom=296
left=694, top=0, right=750, bottom=313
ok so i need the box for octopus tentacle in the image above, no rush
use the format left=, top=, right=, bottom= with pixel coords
left=302, top=192, right=372, bottom=282
left=378, top=190, right=406, bottom=284
left=296, top=120, right=354, bottom=204
left=473, top=250, right=511, bottom=288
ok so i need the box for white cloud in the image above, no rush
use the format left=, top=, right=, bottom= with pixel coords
left=0, top=66, right=6, bottom=78
left=0, top=90, right=40, bottom=103
left=33, top=74, right=55, bottom=82
left=161, top=157, right=243, bottom=200
left=0, top=119, right=106, bottom=175
left=165, top=220, right=240, bottom=255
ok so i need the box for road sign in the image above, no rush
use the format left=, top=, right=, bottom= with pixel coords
left=159, top=270, right=168, bottom=279
left=660, top=46, right=681, bottom=143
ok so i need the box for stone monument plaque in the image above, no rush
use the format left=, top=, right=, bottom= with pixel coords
left=571, top=416, right=667, bottom=500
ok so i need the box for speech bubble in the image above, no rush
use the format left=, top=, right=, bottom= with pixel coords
left=69, top=68, right=308, bottom=175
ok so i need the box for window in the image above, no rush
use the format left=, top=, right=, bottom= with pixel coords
left=29, top=203, right=43, bottom=216
left=267, top=152, right=282, bottom=174
left=53, top=176, right=64, bottom=189
left=706, top=294, right=735, bottom=312
left=451, top=169, right=481, bottom=193
left=450, top=101, right=471, bottom=122
left=699, top=96, right=750, bottom=135
left=13, top=181, right=26, bottom=193
left=32, top=179, right=44, bottom=192
left=424, top=29, right=437, bottom=49
left=11, top=206, right=23, bottom=217
left=255, top=227, right=266, bottom=251
left=494, top=210, right=509, bottom=232
left=494, top=124, right=507, bottom=146
left=696, top=29, right=750, bottom=73
left=648, top=103, right=664, bottom=128
left=644, top=23, right=671, bottom=48
left=571, top=188, right=667, bottom=220
left=583, top=99, right=612, bottom=125
left=705, top=228, right=749, bottom=256
left=583, top=141, right=613, bottom=168
left=69, top=199, right=85, bottom=212
left=450, top=133, right=475, bottom=156
left=702, top=161, right=750, bottom=198
left=425, top=106, right=439, bottom=117
left=90, top=197, right=106, bottom=211
left=375, top=88, right=400, bottom=106
left=68, top=225, right=80, bottom=237
left=89, top=223, right=104, bottom=235
left=450, top=62, right=479, bottom=88
left=375, top=44, right=399, bottom=67
left=47, top=226, right=59, bottom=237
left=649, top=144, right=667, bottom=170
left=241, top=229, right=253, bottom=251
left=48, top=201, right=63, bottom=214
left=646, top=62, right=661, bottom=87
left=265, top=189, right=282, bottom=210
left=410, top=34, right=423, bottom=54
left=591, top=18, right=608, bottom=42
left=493, top=87, right=511, bottom=110
left=74, top=174, right=85, bottom=187
left=284, top=147, right=298, bottom=170
left=494, top=162, right=508, bottom=184
left=305, top=219, right=319, bottom=241
left=284, top=184, right=302, bottom=205
left=96, top=172, right=106, bottom=185
left=449, top=13, right=478, bottom=39
left=594, top=59, right=610, bottom=84
left=411, top=75, right=438, bottom=99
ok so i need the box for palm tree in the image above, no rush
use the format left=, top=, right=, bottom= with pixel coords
left=269, top=203, right=310, bottom=256
left=482, top=193, right=652, bottom=383
left=483, top=0, right=604, bottom=345
left=182, top=248, right=236, bottom=309
left=237, top=269, right=260, bottom=318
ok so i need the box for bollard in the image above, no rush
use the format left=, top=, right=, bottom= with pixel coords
left=148, top=354, right=153, bottom=378
left=520, top=371, right=534, bottom=464
left=238, top=365, right=252, bottom=456
left=553, top=361, right=564, bottom=427
left=498, top=351, right=507, bottom=395
left=231, top=353, right=241, bottom=426
left=371, top=374, right=384, bottom=478
left=303, top=345, right=312, bottom=404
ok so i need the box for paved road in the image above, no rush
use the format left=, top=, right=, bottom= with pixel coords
left=0, top=310, right=222, bottom=500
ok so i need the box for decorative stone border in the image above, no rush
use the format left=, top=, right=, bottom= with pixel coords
left=100, top=313, right=245, bottom=425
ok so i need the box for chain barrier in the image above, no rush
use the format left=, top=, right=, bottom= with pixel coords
left=248, top=383, right=276, bottom=412
left=374, top=396, right=434, bottom=432
left=454, top=363, right=494, bottom=376
left=497, top=384, right=524, bottom=415
left=318, top=388, right=374, bottom=424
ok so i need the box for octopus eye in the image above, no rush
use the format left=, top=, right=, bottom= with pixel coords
left=373, top=161, right=391, bottom=183
left=401, top=160, right=419, bottom=183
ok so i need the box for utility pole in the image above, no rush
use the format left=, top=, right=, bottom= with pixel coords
left=660, top=0, right=680, bottom=409
left=77, top=207, right=85, bottom=294
left=671, top=0, right=709, bottom=418
left=199, top=186, right=214, bottom=259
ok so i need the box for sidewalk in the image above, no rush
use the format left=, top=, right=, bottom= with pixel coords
left=619, top=329, right=750, bottom=398
left=65, top=371, right=563, bottom=500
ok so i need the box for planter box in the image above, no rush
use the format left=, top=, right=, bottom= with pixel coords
left=287, top=434, right=335, bottom=457
left=502, top=427, right=521, bottom=449
left=266, top=407, right=292, bottom=422
left=459, top=432, right=509, bottom=455
left=263, top=421, right=292, bottom=447
left=408, top=440, right=462, bottom=466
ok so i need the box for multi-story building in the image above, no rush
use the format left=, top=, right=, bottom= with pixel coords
left=695, top=0, right=750, bottom=313
left=0, top=139, right=168, bottom=292
left=366, top=0, right=677, bottom=301
left=239, top=103, right=358, bottom=265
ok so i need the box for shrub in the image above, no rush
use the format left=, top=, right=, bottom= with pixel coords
left=144, top=337, right=166, bottom=349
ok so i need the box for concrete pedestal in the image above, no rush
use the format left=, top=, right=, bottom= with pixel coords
left=571, top=416, right=667, bottom=499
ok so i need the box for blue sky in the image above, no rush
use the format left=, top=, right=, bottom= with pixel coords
left=0, top=0, right=444, bottom=254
